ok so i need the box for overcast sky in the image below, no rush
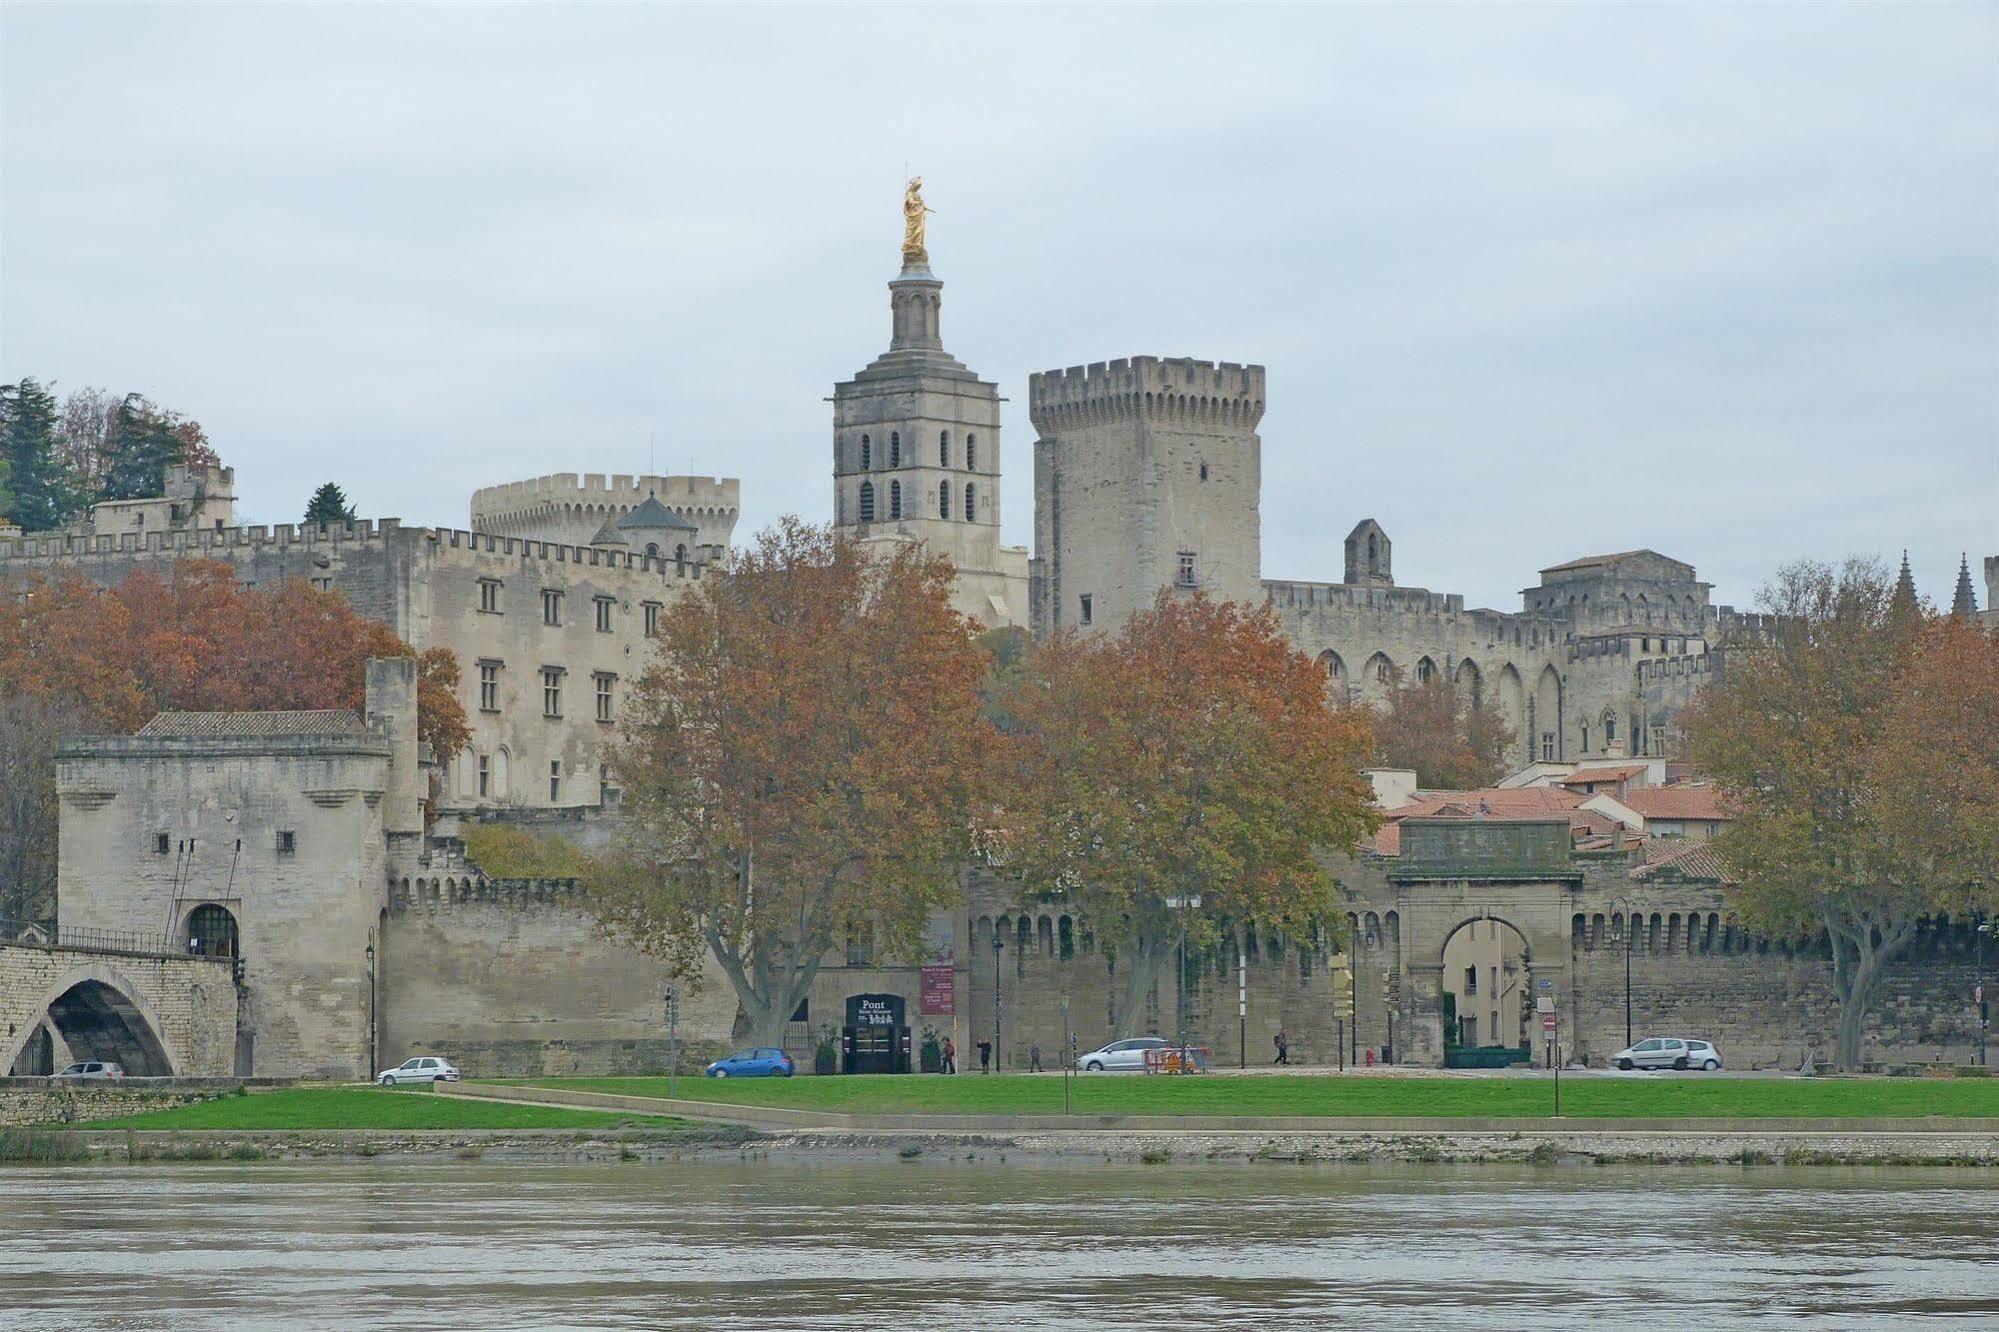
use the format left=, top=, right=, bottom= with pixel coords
left=4, top=3, right=1994, bottom=611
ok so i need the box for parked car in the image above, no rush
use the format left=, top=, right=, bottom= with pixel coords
left=50, top=1061, right=123, bottom=1080
left=377, top=1055, right=460, bottom=1086
left=1074, top=1037, right=1168, bottom=1072
left=1611, top=1037, right=1722, bottom=1071
left=704, top=1047, right=795, bottom=1078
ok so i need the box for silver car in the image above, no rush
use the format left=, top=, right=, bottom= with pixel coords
left=1075, top=1037, right=1167, bottom=1072
left=1612, top=1037, right=1722, bottom=1071
left=51, top=1061, right=124, bottom=1080
left=377, top=1055, right=460, bottom=1086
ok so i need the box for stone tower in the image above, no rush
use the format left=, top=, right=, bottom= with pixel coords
left=831, top=190, right=1025, bottom=627
left=1344, top=519, right=1393, bottom=587
left=1028, top=357, right=1264, bottom=636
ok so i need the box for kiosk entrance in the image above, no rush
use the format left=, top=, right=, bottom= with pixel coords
left=841, top=993, right=911, bottom=1074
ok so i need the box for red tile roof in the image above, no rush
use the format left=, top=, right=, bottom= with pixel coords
left=1617, top=787, right=1733, bottom=822
left=1631, top=840, right=1730, bottom=882
left=1556, top=764, right=1647, bottom=788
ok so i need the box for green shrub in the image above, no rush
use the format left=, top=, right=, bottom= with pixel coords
left=461, top=824, right=587, bottom=880
left=0, top=1128, right=87, bottom=1162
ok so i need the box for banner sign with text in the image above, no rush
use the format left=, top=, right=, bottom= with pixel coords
left=920, top=963, right=956, bottom=1016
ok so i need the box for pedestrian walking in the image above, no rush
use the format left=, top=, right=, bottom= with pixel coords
left=1274, top=1029, right=1290, bottom=1066
left=942, top=1037, right=957, bottom=1074
left=977, top=1037, right=992, bottom=1073
left=1030, top=1042, right=1042, bottom=1072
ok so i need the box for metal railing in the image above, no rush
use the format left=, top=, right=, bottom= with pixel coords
left=0, top=918, right=185, bottom=959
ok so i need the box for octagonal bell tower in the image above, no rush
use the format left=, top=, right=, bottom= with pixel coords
left=830, top=180, right=1025, bottom=627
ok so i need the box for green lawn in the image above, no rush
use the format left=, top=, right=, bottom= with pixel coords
left=517, top=1072, right=1999, bottom=1120
left=71, top=1086, right=674, bottom=1131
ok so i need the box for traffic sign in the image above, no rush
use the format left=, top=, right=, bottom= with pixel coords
left=1541, top=1013, right=1558, bottom=1035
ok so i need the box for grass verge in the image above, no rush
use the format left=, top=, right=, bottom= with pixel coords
left=69, top=1086, right=677, bottom=1131
left=514, top=1072, right=1999, bottom=1120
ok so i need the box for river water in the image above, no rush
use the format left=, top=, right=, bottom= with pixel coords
left=3, top=1160, right=1995, bottom=1329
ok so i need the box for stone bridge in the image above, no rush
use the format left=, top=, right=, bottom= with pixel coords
left=0, top=942, right=240, bottom=1077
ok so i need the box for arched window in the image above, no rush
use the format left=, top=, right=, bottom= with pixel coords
left=860, top=434, right=871, bottom=470
left=858, top=481, right=876, bottom=522
left=963, top=481, right=975, bottom=521
left=889, top=480, right=902, bottom=519
left=938, top=481, right=951, bottom=518
left=939, top=431, right=950, bottom=467
left=966, top=434, right=976, bottom=470
left=186, top=903, right=239, bottom=958
left=674, top=544, right=687, bottom=575
left=889, top=432, right=901, bottom=468
left=644, top=543, right=659, bottom=559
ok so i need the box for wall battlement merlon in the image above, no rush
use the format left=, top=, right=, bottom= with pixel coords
left=0, top=518, right=709, bottom=583
left=1027, top=356, right=1266, bottom=430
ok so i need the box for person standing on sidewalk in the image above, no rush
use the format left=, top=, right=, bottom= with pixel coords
left=942, top=1037, right=957, bottom=1074
left=976, top=1037, right=992, bottom=1073
left=1274, top=1029, right=1290, bottom=1066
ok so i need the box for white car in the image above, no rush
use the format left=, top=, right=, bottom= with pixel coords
left=377, top=1056, right=460, bottom=1086
left=1075, top=1037, right=1168, bottom=1072
left=51, top=1061, right=124, bottom=1080
left=1612, top=1037, right=1722, bottom=1071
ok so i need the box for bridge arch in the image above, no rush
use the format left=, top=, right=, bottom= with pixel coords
left=2, top=960, right=180, bottom=1077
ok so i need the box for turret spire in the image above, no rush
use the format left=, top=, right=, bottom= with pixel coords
left=1951, top=552, right=1979, bottom=619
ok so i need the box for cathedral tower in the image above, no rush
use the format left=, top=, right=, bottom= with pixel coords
left=832, top=181, right=1025, bottom=627
left=1028, top=357, right=1265, bottom=636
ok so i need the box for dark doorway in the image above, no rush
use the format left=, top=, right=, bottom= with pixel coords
left=841, top=992, right=910, bottom=1074
left=9, top=1024, right=54, bottom=1076
left=186, top=903, right=239, bottom=958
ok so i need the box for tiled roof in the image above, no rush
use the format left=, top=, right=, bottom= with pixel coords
left=615, top=493, right=699, bottom=533
left=1541, top=549, right=1654, bottom=574
left=136, top=710, right=364, bottom=738
left=1632, top=840, right=1730, bottom=882
left=1619, top=786, right=1732, bottom=821
left=1372, top=786, right=1584, bottom=856
left=1556, top=764, right=1647, bottom=788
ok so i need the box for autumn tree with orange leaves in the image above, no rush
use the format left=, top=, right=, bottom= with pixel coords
left=1371, top=670, right=1516, bottom=790
left=1685, top=559, right=1999, bottom=1071
left=0, top=561, right=468, bottom=920
left=1001, top=593, right=1379, bottom=1036
left=594, top=520, right=997, bottom=1047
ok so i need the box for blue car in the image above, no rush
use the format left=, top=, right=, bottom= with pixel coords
left=704, top=1047, right=795, bottom=1078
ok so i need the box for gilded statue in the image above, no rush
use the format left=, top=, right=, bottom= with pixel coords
left=902, top=176, right=934, bottom=261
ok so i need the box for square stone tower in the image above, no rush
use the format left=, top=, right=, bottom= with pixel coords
left=831, top=194, right=1026, bottom=628
left=1028, top=357, right=1264, bottom=637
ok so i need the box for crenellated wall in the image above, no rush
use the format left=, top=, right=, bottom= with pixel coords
left=470, top=473, right=740, bottom=552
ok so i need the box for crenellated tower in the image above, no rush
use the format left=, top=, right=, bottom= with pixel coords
left=1028, top=356, right=1265, bottom=636
left=831, top=182, right=1026, bottom=627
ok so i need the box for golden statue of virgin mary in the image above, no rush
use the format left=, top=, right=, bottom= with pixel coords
left=902, top=177, right=933, bottom=262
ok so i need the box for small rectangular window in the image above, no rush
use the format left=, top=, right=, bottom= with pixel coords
left=477, top=754, right=490, bottom=798
left=1541, top=733, right=1556, bottom=761
left=478, top=662, right=500, bottom=713
left=479, top=579, right=502, bottom=614
left=541, top=589, right=563, bottom=627
left=1079, top=594, right=1093, bottom=626
left=1177, top=551, right=1197, bottom=588
left=642, top=601, right=662, bottom=636
left=594, top=672, right=615, bottom=723
left=276, top=830, right=296, bottom=856
left=594, top=596, right=614, bottom=633
left=155, top=833, right=171, bottom=855
left=549, top=761, right=561, bottom=803
left=542, top=667, right=563, bottom=718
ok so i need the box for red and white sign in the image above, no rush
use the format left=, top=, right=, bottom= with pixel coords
left=920, top=963, right=956, bottom=1016
left=1541, top=1013, right=1558, bottom=1035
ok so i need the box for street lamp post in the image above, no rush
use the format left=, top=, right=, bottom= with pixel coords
left=1060, top=993, right=1071, bottom=1114
left=1977, top=916, right=1993, bottom=1068
left=992, top=934, right=1004, bottom=1073
left=1349, top=956, right=1358, bottom=1065
left=1164, top=895, right=1200, bottom=1072
left=364, top=938, right=377, bottom=1078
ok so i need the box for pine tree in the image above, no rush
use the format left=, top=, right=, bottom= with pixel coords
left=97, top=393, right=186, bottom=502
left=304, top=482, right=358, bottom=526
left=0, top=378, right=72, bottom=532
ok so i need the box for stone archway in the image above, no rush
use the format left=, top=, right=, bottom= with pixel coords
left=1439, top=916, right=1531, bottom=1051
left=2, top=964, right=179, bottom=1077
